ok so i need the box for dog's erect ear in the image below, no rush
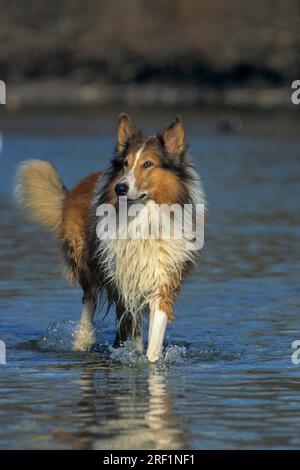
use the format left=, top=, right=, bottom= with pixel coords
left=117, top=113, right=137, bottom=152
left=160, top=116, right=186, bottom=159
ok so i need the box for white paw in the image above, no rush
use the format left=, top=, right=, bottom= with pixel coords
left=72, top=325, right=96, bottom=352
left=146, top=351, right=161, bottom=363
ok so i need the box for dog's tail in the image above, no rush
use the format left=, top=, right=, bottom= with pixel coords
left=14, top=159, right=67, bottom=235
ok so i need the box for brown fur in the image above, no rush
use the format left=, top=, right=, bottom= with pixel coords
left=60, top=172, right=101, bottom=290
left=147, top=169, right=184, bottom=205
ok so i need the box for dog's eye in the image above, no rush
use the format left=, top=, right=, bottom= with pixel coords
left=143, top=161, right=153, bottom=169
left=123, top=160, right=129, bottom=167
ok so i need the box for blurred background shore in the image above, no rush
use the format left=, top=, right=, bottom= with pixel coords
left=0, top=0, right=299, bottom=110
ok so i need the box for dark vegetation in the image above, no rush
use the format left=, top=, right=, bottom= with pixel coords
left=0, top=0, right=298, bottom=88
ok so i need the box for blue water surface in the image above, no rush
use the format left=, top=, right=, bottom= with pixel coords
left=0, top=109, right=300, bottom=449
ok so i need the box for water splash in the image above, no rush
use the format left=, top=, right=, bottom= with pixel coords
left=34, top=321, right=189, bottom=366
left=38, top=320, right=98, bottom=352
left=108, top=341, right=147, bottom=366
left=163, top=345, right=187, bottom=364
left=108, top=341, right=187, bottom=367
left=21, top=320, right=242, bottom=367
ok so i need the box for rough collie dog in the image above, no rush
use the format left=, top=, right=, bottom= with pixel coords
left=14, top=114, right=204, bottom=362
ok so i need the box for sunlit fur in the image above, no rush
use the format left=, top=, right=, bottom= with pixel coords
left=14, top=115, right=205, bottom=348
left=94, top=143, right=203, bottom=318
left=91, top=130, right=205, bottom=322
left=14, top=159, right=67, bottom=233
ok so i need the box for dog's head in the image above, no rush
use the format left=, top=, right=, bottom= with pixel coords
left=110, top=113, right=191, bottom=205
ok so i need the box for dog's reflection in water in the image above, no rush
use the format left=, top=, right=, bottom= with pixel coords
left=76, top=365, right=185, bottom=450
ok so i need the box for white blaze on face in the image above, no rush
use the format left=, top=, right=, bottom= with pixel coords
left=118, top=145, right=145, bottom=200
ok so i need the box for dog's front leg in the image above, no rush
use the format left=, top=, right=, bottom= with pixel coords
left=147, top=301, right=169, bottom=362
left=73, top=291, right=97, bottom=351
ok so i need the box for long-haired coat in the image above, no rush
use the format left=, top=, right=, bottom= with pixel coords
left=14, top=114, right=204, bottom=361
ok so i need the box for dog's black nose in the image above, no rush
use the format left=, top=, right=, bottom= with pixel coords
left=115, top=183, right=129, bottom=196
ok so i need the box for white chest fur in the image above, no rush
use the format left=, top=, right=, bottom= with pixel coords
left=96, top=201, right=195, bottom=315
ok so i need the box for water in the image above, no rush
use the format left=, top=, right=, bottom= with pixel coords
left=0, top=109, right=300, bottom=449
